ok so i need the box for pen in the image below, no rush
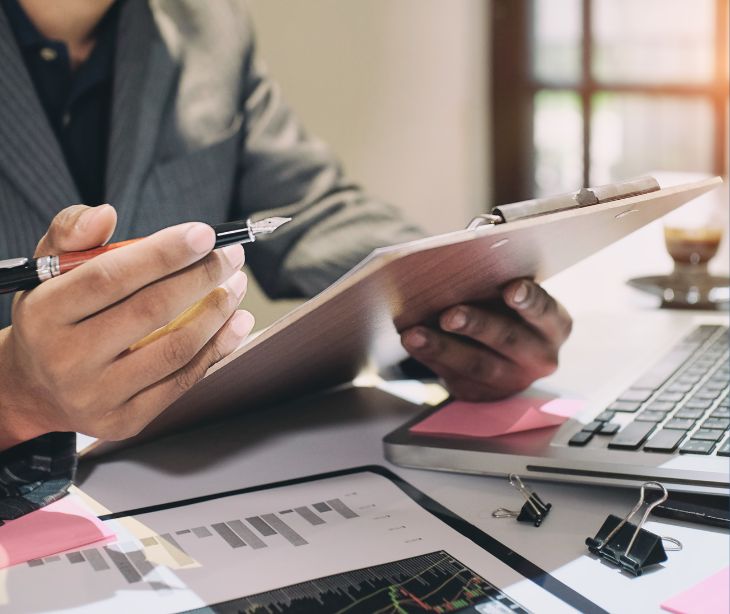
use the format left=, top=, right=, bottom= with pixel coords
left=0, top=216, right=292, bottom=294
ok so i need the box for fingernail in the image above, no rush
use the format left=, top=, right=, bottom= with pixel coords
left=221, top=244, right=245, bottom=269
left=75, top=204, right=110, bottom=231
left=404, top=329, right=429, bottom=349
left=512, top=281, right=529, bottom=307
left=230, top=310, right=255, bottom=338
left=185, top=223, right=215, bottom=254
left=444, top=307, right=468, bottom=331
left=226, top=271, right=248, bottom=301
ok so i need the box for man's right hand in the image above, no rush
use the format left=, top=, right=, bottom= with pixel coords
left=0, top=204, right=255, bottom=450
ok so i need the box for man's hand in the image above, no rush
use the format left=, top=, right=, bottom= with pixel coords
left=401, top=279, right=572, bottom=401
left=0, top=205, right=254, bottom=450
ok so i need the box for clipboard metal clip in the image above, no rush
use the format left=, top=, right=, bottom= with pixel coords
left=467, top=213, right=503, bottom=229
left=473, top=176, right=660, bottom=227
left=585, top=481, right=682, bottom=576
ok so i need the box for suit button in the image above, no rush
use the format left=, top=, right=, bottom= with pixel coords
left=39, top=47, right=58, bottom=61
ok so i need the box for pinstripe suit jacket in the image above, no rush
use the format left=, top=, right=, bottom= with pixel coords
left=0, top=0, right=423, bottom=329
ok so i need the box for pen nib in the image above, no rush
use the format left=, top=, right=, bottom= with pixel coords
left=249, top=216, right=293, bottom=236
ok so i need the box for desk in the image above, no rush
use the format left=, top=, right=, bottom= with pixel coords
left=77, top=213, right=729, bottom=613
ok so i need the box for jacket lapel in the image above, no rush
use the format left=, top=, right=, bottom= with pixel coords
left=105, top=0, right=178, bottom=241
left=0, top=8, right=79, bottom=224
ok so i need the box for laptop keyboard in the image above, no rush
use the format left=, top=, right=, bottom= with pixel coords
left=569, top=324, right=729, bottom=456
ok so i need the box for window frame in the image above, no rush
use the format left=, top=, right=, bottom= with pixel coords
left=490, top=0, right=729, bottom=205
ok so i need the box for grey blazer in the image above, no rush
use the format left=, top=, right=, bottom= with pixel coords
left=0, top=0, right=422, bottom=328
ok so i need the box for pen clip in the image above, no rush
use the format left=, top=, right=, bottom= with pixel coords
left=0, top=257, right=29, bottom=269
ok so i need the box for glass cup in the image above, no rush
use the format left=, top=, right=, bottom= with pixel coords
left=628, top=175, right=729, bottom=309
left=660, top=181, right=729, bottom=307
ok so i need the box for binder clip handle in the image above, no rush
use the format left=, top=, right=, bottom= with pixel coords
left=592, top=481, right=667, bottom=553
left=585, top=481, right=677, bottom=576
left=492, top=474, right=552, bottom=527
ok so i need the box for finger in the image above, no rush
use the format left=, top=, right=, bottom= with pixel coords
left=98, top=309, right=255, bottom=441
left=439, top=304, right=558, bottom=373
left=32, top=221, right=219, bottom=323
left=401, top=326, right=530, bottom=394
left=503, top=279, right=573, bottom=346
left=77, top=249, right=246, bottom=359
left=105, top=274, right=248, bottom=395
left=35, top=204, right=117, bottom=256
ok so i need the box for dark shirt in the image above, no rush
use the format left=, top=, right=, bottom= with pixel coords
left=2, top=0, right=120, bottom=205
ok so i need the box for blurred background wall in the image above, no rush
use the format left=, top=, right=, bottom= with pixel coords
left=244, top=0, right=492, bottom=327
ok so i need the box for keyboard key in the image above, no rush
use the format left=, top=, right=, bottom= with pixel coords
left=711, top=407, right=730, bottom=419
left=686, top=366, right=708, bottom=377
left=692, top=429, right=724, bottom=442
left=684, top=399, right=713, bottom=410
left=702, top=417, right=729, bottom=430
left=645, top=401, right=676, bottom=412
left=630, top=347, right=695, bottom=390
left=618, top=389, right=653, bottom=403
left=705, top=379, right=727, bottom=391
left=581, top=421, right=603, bottom=433
left=608, top=422, right=656, bottom=450
left=598, top=422, right=620, bottom=435
left=718, top=439, right=730, bottom=457
left=643, top=429, right=685, bottom=453
left=680, top=439, right=715, bottom=455
left=686, top=328, right=715, bottom=340
left=669, top=383, right=696, bottom=394
left=675, top=408, right=706, bottom=420
left=594, top=410, right=615, bottom=422
left=636, top=410, right=669, bottom=422
left=657, top=392, right=684, bottom=403
left=569, top=431, right=593, bottom=446
left=695, top=389, right=721, bottom=401
left=664, top=418, right=696, bottom=430
left=608, top=401, right=642, bottom=413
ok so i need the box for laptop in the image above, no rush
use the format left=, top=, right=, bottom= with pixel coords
left=383, top=320, right=730, bottom=497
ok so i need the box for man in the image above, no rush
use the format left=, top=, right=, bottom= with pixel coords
left=0, top=0, right=572, bottom=519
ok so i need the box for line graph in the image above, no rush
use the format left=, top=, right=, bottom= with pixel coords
left=184, top=551, right=528, bottom=613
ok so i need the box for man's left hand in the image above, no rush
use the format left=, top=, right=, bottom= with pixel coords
left=401, top=279, right=572, bottom=401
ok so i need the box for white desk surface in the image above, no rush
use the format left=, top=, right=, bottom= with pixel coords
left=78, top=204, right=730, bottom=613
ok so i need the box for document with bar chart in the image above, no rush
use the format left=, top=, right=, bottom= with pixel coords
left=1, top=469, right=573, bottom=613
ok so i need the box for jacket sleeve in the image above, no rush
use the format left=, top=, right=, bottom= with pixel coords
left=231, top=11, right=425, bottom=299
left=0, top=432, right=76, bottom=522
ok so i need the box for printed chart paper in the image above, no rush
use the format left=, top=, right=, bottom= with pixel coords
left=0, top=471, right=574, bottom=613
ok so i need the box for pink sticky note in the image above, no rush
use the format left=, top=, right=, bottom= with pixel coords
left=410, top=396, right=584, bottom=438
left=0, top=495, right=115, bottom=568
left=661, top=567, right=730, bottom=614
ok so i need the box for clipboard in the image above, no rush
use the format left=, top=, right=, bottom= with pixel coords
left=85, top=175, right=723, bottom=456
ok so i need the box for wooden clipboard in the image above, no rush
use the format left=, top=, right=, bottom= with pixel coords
left=85, top=176, right=722, bottom=456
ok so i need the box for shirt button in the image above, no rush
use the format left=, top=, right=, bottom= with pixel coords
left=39, top=47, right=58, bottom=61
left=62, top=112, right=71, bottom=127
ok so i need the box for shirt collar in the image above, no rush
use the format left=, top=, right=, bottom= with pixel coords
left=2, top=0, right=122, bottom=55
left=2, top=0, right=49, bottom=49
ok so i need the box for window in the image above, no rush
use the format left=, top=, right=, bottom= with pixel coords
left=491, top=0, right=729, bottom=203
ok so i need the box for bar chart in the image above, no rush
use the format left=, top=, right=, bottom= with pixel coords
left=24, top=497, right=360, bottom=587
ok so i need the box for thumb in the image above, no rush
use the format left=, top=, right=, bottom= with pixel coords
left=35, top=204, right=118, bottom=257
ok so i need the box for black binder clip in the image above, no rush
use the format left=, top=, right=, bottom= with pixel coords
left=492, top=474, right=552, bottom=527
left=586, top=481, right=682, bottom=576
